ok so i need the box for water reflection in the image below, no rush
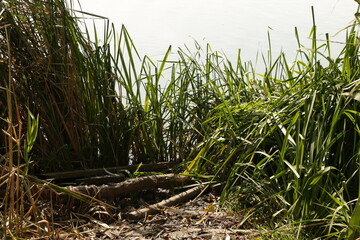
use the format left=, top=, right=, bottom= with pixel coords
left=76, top=0, right=357, bottom=64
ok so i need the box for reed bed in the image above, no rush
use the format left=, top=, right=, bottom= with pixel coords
left=0, top=0, right=360, bottom=238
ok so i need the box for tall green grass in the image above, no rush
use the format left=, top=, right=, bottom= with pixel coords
left=1, top=0, right=360, bottom=238
left=181, top=13, right=360, bottom=239
left=0, top=0, right=188, bottom=172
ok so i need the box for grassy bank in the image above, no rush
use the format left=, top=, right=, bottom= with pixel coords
left=1, top=0, right=360, bottom=238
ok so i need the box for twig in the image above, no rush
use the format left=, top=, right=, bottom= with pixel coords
left=125, top=184, right=206, bottom=220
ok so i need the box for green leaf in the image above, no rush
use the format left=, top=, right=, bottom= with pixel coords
left=349, top=200, right=360, bottom=239
left=283, top=160, right=300, bottom=178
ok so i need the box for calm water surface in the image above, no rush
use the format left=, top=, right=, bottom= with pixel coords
left=76, top=0, right=357, bottom=65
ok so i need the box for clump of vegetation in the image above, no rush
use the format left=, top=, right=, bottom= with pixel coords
left=1, top=0, right=360, bottom=238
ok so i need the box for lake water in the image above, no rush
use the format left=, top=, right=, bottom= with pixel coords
left=74, top=0, right=358, bottom=66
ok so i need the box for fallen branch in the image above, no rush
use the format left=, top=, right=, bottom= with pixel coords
left=40, top=162, right=178, bottom=181
left=0, top=173, right=197, bottom=219
left=1, top=174, right=193, bottom=207
left=75, top=174, right=125, bottom=185
left=125, top=184, right=206, bottom=220
left=66, top=173, right=193, bottom=200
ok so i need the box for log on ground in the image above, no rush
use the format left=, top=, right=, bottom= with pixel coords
left=40, top=162, right=178, bottom=181
left=66, top=173, right=193, bottom=200
left=125, top=184, right=206, bottom=220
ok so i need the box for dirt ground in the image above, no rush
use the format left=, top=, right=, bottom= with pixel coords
left=56, top=192, right=259, bottom=240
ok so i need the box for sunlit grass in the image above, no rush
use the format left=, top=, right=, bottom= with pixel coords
left=0, top=0, right=360, bottom=238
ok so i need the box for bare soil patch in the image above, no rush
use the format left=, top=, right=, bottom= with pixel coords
left=56, top=192, right=257, bottom=240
